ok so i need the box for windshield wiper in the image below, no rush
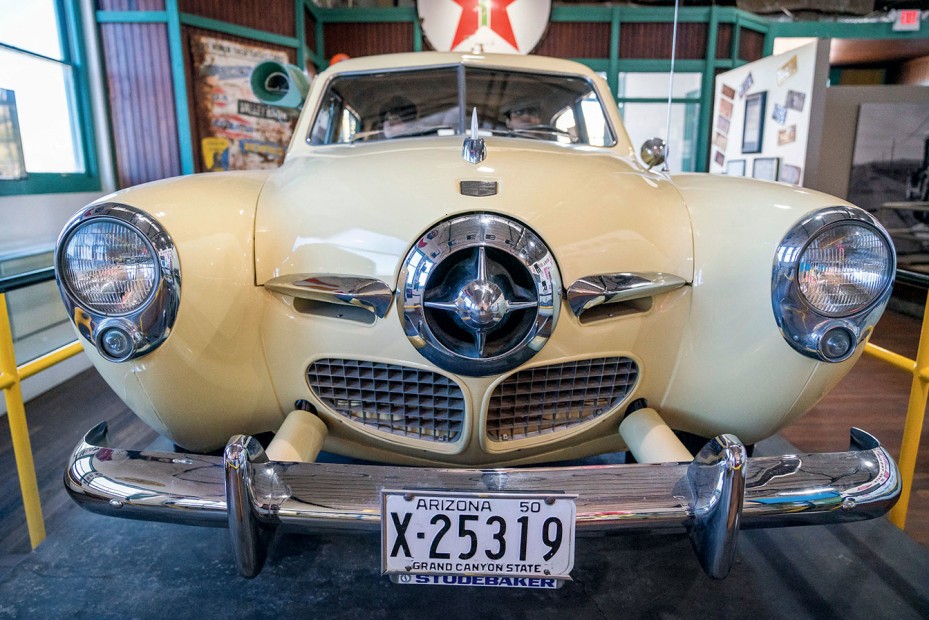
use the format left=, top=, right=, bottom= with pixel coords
left=349, top=125, right=455, bottom=143
left=494, top=125, right=579, bottom=143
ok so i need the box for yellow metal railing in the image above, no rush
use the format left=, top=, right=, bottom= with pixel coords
left=0, top=282, right=82, bottom=549
left=865, top=288, right=929, bottom=529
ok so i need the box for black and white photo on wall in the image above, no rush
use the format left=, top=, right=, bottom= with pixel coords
left=779, top=163, right=801, bottom=185
left=742, top=92, right=766, bottom=154
left=726, top=159, right=746, bottom=176
left=752, top=156, right=779, bottom=181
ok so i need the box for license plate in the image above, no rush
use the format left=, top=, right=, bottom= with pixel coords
left=381, top=490, right=576, bottom=582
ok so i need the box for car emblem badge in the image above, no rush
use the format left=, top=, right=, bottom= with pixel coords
left=462, top=108, right=486, bottom=165
left=398, top=213, right=561, bottom=377
left=459, top=180, right=497, bottom=197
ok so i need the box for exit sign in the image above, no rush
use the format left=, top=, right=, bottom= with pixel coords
left=893, top=9, right=921, bottom=31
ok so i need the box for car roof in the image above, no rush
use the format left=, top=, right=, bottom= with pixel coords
left=321, top=52, right=599, bottom=79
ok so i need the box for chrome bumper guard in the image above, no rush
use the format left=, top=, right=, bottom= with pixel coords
left=66, top=423, right=900, bottom=580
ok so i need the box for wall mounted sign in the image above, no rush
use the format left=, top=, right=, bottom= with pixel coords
left=192, top=35, right=297, bottom=172
left=418, top=0, right=551, bottom=54
left=893, top=9, right=921, bottom=31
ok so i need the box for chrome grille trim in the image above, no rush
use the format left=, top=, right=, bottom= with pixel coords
left=307, top=359, right=465, bottom=443
left=487, top=357, right=639, bottom=441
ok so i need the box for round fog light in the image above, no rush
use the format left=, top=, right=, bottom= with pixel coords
left=820, top=327, right=854, bottom=361
left=98, top=326, right=135, bottom=361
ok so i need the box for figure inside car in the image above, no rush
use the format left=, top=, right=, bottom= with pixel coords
left=379, top=95, right=418, bottom=138
left=504, top=100, right=542, bottom=130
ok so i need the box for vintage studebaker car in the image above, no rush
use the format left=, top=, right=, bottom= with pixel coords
left=57, top=52, right=900, bottom=586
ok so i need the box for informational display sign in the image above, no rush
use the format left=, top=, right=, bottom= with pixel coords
left=418, top=0, right=551, bottom=54
left=191, top=35, right=297, bottom=171
left=0, top=88, right=26, bottom=180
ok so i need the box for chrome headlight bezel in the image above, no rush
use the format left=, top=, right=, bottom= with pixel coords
left=772, top=206, right=895, bottom=363
left=55, top=203, right=180, bottom=362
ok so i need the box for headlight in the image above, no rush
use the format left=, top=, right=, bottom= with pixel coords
left=56, top=203, right=180, bottom=362
left=796, top=223, right=894, bottom=317
left=60, top=220, right=157, bottom=315
left=773, top=207, right=895, bottom=362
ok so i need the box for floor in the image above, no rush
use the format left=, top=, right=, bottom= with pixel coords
left=0, top=309, right=927, bottom=615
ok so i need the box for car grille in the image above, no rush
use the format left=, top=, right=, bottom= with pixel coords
left=306, top=359, right=466, bottom=442
left=486, top=357, right=639, bottom=441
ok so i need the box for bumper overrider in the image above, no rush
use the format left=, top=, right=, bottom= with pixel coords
left=66, top=422, right=900, bottom=580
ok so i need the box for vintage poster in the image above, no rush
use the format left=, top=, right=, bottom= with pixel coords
left=192, top=35, right=297, bottom=171
left=0, top=88, right=26, bottom=180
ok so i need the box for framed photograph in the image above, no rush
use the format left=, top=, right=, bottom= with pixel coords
left=741, top=92, right=766, bottom=154
left=718, top=98, right=734, bottom=119
left=714, top=150, right=725, bottom=166
left=717, top=115, right=731, bottom=135
left=738, top=72, right=754, bottom=98
left=777, top=125, right=796, bottom=145
left=752, top=157, right=780, bottom=181
left=721, top=84, right=736, bottom=100
left=771, top=103, right=787, bottom=126
left=786, top=90, right=806, bottom=112
left=713, top=131, right=728, bottom=151
left=777, top=55, right=798, bottom=85
left=725, top=159, right=746, bottom=176
left=779, top=163, right=801, bottom=185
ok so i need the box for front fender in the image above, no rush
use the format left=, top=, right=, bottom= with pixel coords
left=661, top=175, right=866, bottom=443
left=74, top=171, right=284, bottom=451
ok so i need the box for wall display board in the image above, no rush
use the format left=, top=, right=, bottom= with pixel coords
left=191, top=35, right=297, bottom=171
left=0, top=89, right=26, bottom=180
left=711, top=42, right=818, bottom=184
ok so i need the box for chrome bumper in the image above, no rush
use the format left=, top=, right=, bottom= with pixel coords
left=66, top=423, right=900, bottom=579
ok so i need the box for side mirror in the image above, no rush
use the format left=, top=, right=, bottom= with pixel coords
left=640, top=137, right=666, bottom=170
left=250, top=61, right=310, bottom=109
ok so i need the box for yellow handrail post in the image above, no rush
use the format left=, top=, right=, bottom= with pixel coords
left=888, top=288, right=929, bottom=529
left=0, top=292, right=46, bottom=548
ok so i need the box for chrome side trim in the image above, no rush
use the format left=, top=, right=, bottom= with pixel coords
left=66, top=424, right=900, bottom=578
left=565, top=272, right=687, bottom=317
left=265, top=274, right=393, bottom=318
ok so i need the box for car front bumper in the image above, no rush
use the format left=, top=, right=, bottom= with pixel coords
left=66, top=423, right=900, bottom=579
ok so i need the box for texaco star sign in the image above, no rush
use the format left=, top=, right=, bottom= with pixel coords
left=418, top=0, right=552, bottom=54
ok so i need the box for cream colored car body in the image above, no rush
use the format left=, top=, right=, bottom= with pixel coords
left=80, top=53, right=866, bottom=461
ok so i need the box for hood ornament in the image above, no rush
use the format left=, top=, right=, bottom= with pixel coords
left=461, top=108, right=486, bottom=165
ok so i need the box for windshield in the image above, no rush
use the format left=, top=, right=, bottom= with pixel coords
left=308, top=65, right=615, bottom=147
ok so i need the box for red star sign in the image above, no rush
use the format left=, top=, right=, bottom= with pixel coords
left=451, top=0, right=520, bottom=51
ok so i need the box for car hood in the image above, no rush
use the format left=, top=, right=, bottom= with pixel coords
left=254, top=137, right=694, bottom=288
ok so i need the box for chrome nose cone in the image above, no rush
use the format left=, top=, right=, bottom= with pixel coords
left=457, top=280, right=508, bottom=329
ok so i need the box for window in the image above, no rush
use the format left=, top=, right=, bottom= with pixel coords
left=0, top=0, right=98, bottom=194
left=309, top=66, right=615, bottom=147
left=617, top=72, right=702, bottom=172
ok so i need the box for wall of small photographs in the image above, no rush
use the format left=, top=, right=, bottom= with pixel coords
left=709, top=41, right=819, bottom=186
